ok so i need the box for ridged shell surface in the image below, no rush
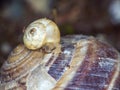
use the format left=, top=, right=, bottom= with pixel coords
left=47, top=35, right=120, bottom=90
left=0, top=44, right=44, bottom=89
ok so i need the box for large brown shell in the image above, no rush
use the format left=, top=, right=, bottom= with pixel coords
left=51, top=35, right=120, bottom=90
left=0, top=35, right=120, bottom=90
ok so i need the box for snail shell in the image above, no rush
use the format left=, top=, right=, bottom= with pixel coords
left=0, top=44, right=46, bottom=89
left=51, top=35, right=120, bottom=90
left=0, top=35, right=120, bottom=90
left=23, top=18, right=60, bottom=50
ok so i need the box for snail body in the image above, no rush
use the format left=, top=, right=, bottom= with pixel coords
left=23, top=18, right=60, bottom=50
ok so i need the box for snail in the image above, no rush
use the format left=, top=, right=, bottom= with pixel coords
left=23, top=18, right=60, bottom=50
left=0, top=18, right=120, bottom=90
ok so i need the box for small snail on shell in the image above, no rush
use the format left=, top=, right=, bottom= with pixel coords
left=0, top=18, right=120, bottom=90
left=23, top=18, right=60, bottom=50
left=0, top=18, right=61, bottom=90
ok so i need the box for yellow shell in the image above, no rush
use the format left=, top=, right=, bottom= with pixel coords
left=23, top=18, right=60, bottom=50
left=0, top=44, right=44, bottom=85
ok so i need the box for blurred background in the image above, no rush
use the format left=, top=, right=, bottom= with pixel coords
left=0, top=0, right=120, bottom=66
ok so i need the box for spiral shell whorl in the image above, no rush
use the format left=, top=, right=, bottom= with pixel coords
left=8, top=44, right=29, bottom=63
left=23, top=18, right=60, bottom=50
left=0, top=44, right=44, bottom=84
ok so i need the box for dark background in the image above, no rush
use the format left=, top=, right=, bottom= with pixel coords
left=0, top=0, right=120, bottom=66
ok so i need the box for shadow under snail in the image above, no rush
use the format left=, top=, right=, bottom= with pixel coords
left=0, top=18, right=120, bottom=90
